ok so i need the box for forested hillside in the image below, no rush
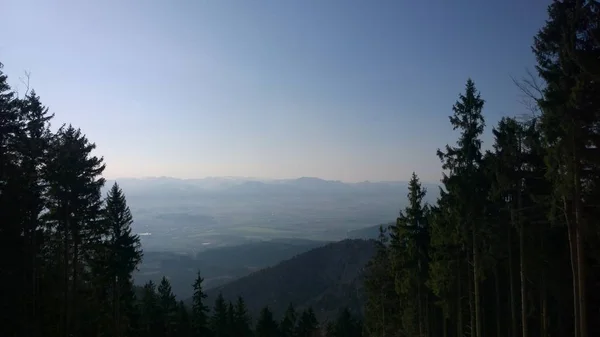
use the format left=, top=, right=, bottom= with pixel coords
left=135, top=239, right=325, bottom=299
left=363, top=2, right=600, bottom=337
left=204, top=239, right=376, bottom=321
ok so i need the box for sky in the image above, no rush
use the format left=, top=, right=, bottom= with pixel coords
left=1, top=0, right=551, bottom=183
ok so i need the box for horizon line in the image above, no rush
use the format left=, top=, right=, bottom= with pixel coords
left=103, top=175, right=442, bottom=185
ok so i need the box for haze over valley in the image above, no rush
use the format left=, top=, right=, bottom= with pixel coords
left=118, top=176, right=439, bottom=298
left=110, top=176, right=439, bottom=253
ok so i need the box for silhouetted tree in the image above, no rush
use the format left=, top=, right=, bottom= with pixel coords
left=158, top=277, right=178, bottom=337
left=296, top=308, right=318, bottom=337
left=233, top=297, right=253, bottom=337
left=210, top=293, right=229, bottom=337
left=255, top=306, right=278, bottom=337
left=280, top=303, right=298, bottom=337
left=192, top=271, right=211, bottom=337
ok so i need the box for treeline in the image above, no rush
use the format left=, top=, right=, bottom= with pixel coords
left=137, top=271, right=363, bottom=337
left=0, top=58, right=362, bottom=336
left=363, top=2, right=599, bottom=337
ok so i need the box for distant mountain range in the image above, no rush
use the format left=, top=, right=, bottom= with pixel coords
left=201, top=239, right=377, bottom=322
left=105, top=176, right=441, bottom=197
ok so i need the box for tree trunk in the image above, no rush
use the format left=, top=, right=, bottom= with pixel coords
left=473, top=229, right=482, bottom=337
left=63, top=216, right=71, bottom=337
left=458, top=256, right=463, bottom=337
left=540, top=229, right=548, bottom=337
left=443, top=312, right=448, bottom=337
left=425, top=292, right=430, bottom=337
left=540, top=274, right=547, bottom=337
left=31, top=230, right=39, bottom=337
left=570, top=114, right=588, bottom=337
left=574, top=173, right=587, bottom=337
left=23, top=222, right=40, bottom=337
left=576, top=223, right=586, bottom=337
left=380, top=287, right=385, bottom=337
left=564, top=197, right=580, bottom=337
left=508, top=222, right=517, bottom=337
left=468, top=250, right=475, bottom=337
left=495, top=265, right=501, bottom=337
left=520, top=219, right=528, bottom=337
left=113, top=274, right=119, bottom=337
left=72, top=232, right=79, bottom=337
left=418, top=259, right=424, bottom=337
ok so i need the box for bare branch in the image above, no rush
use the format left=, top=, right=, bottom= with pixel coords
left=511, top=68, right=544, bottom=124
left=19, top=70, right=31, bottom=97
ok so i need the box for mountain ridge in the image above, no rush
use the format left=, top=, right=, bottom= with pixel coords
left=199, top=239, right=377, bottom=322
left=134, top=239, right=326, bottom=299
left=103, top=176, right=441, bottom=199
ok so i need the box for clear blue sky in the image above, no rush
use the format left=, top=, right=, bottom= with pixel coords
left=2, top=0, right=550, bottom=183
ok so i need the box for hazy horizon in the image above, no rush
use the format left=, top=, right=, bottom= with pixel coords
left=105, top=174, right=440, bottom=184
left=2, top=0, right=551, bottom=182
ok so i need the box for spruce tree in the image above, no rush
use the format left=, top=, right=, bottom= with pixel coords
left=44, top=124, right=106, bottom=337
left=488, top=117, right=523, bottom=337
left=296, top=308, right=318, bottom=337
left=255, top=306, right=279, bottom=337
left=191, top=271, right=210, bottom=337
left=280, top=303, right=298, bottom=337
left=388, top=172, right=430, bottom=336
left=325, top=321, right=335, bottom=337
left=121, top=280, right=141, bottom=337
left=227, top=301, right=236, bottom=337
left=177, top=300, right=193, bottom=337
left=426, top=195, right=461, bottom=337
left=210, top=293, right=229, bottom=337
left=15, top=89, right=53, bottom=337
left=139, top=281, right=161, bottom=337
left=102, top=182, right=143, bottom=337
left=158, top=276, right=178, bottom=337
left=363, top=226, right=402, bottom=337
left=436, top=78, right=486, bottom=337
left=328, top=308, right=362, bottom=337
left=490, top=116, right=540, bottom=337
left=233, top=296, right=253, bottom=337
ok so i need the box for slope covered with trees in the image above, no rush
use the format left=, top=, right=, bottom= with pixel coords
left=204, top=239, right=376, bottom=322
left=135, top=239, right=326, bottom=299
left=134, top=264, right=364, bottom=337
left=363, top=2, right=600, bottom=337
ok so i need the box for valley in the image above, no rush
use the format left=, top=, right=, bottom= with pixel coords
left=111, top=177, right=439, bottom=253
left=125, top=177, right=439, bottom=300
left=203, top=239, right=377, bottom=322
